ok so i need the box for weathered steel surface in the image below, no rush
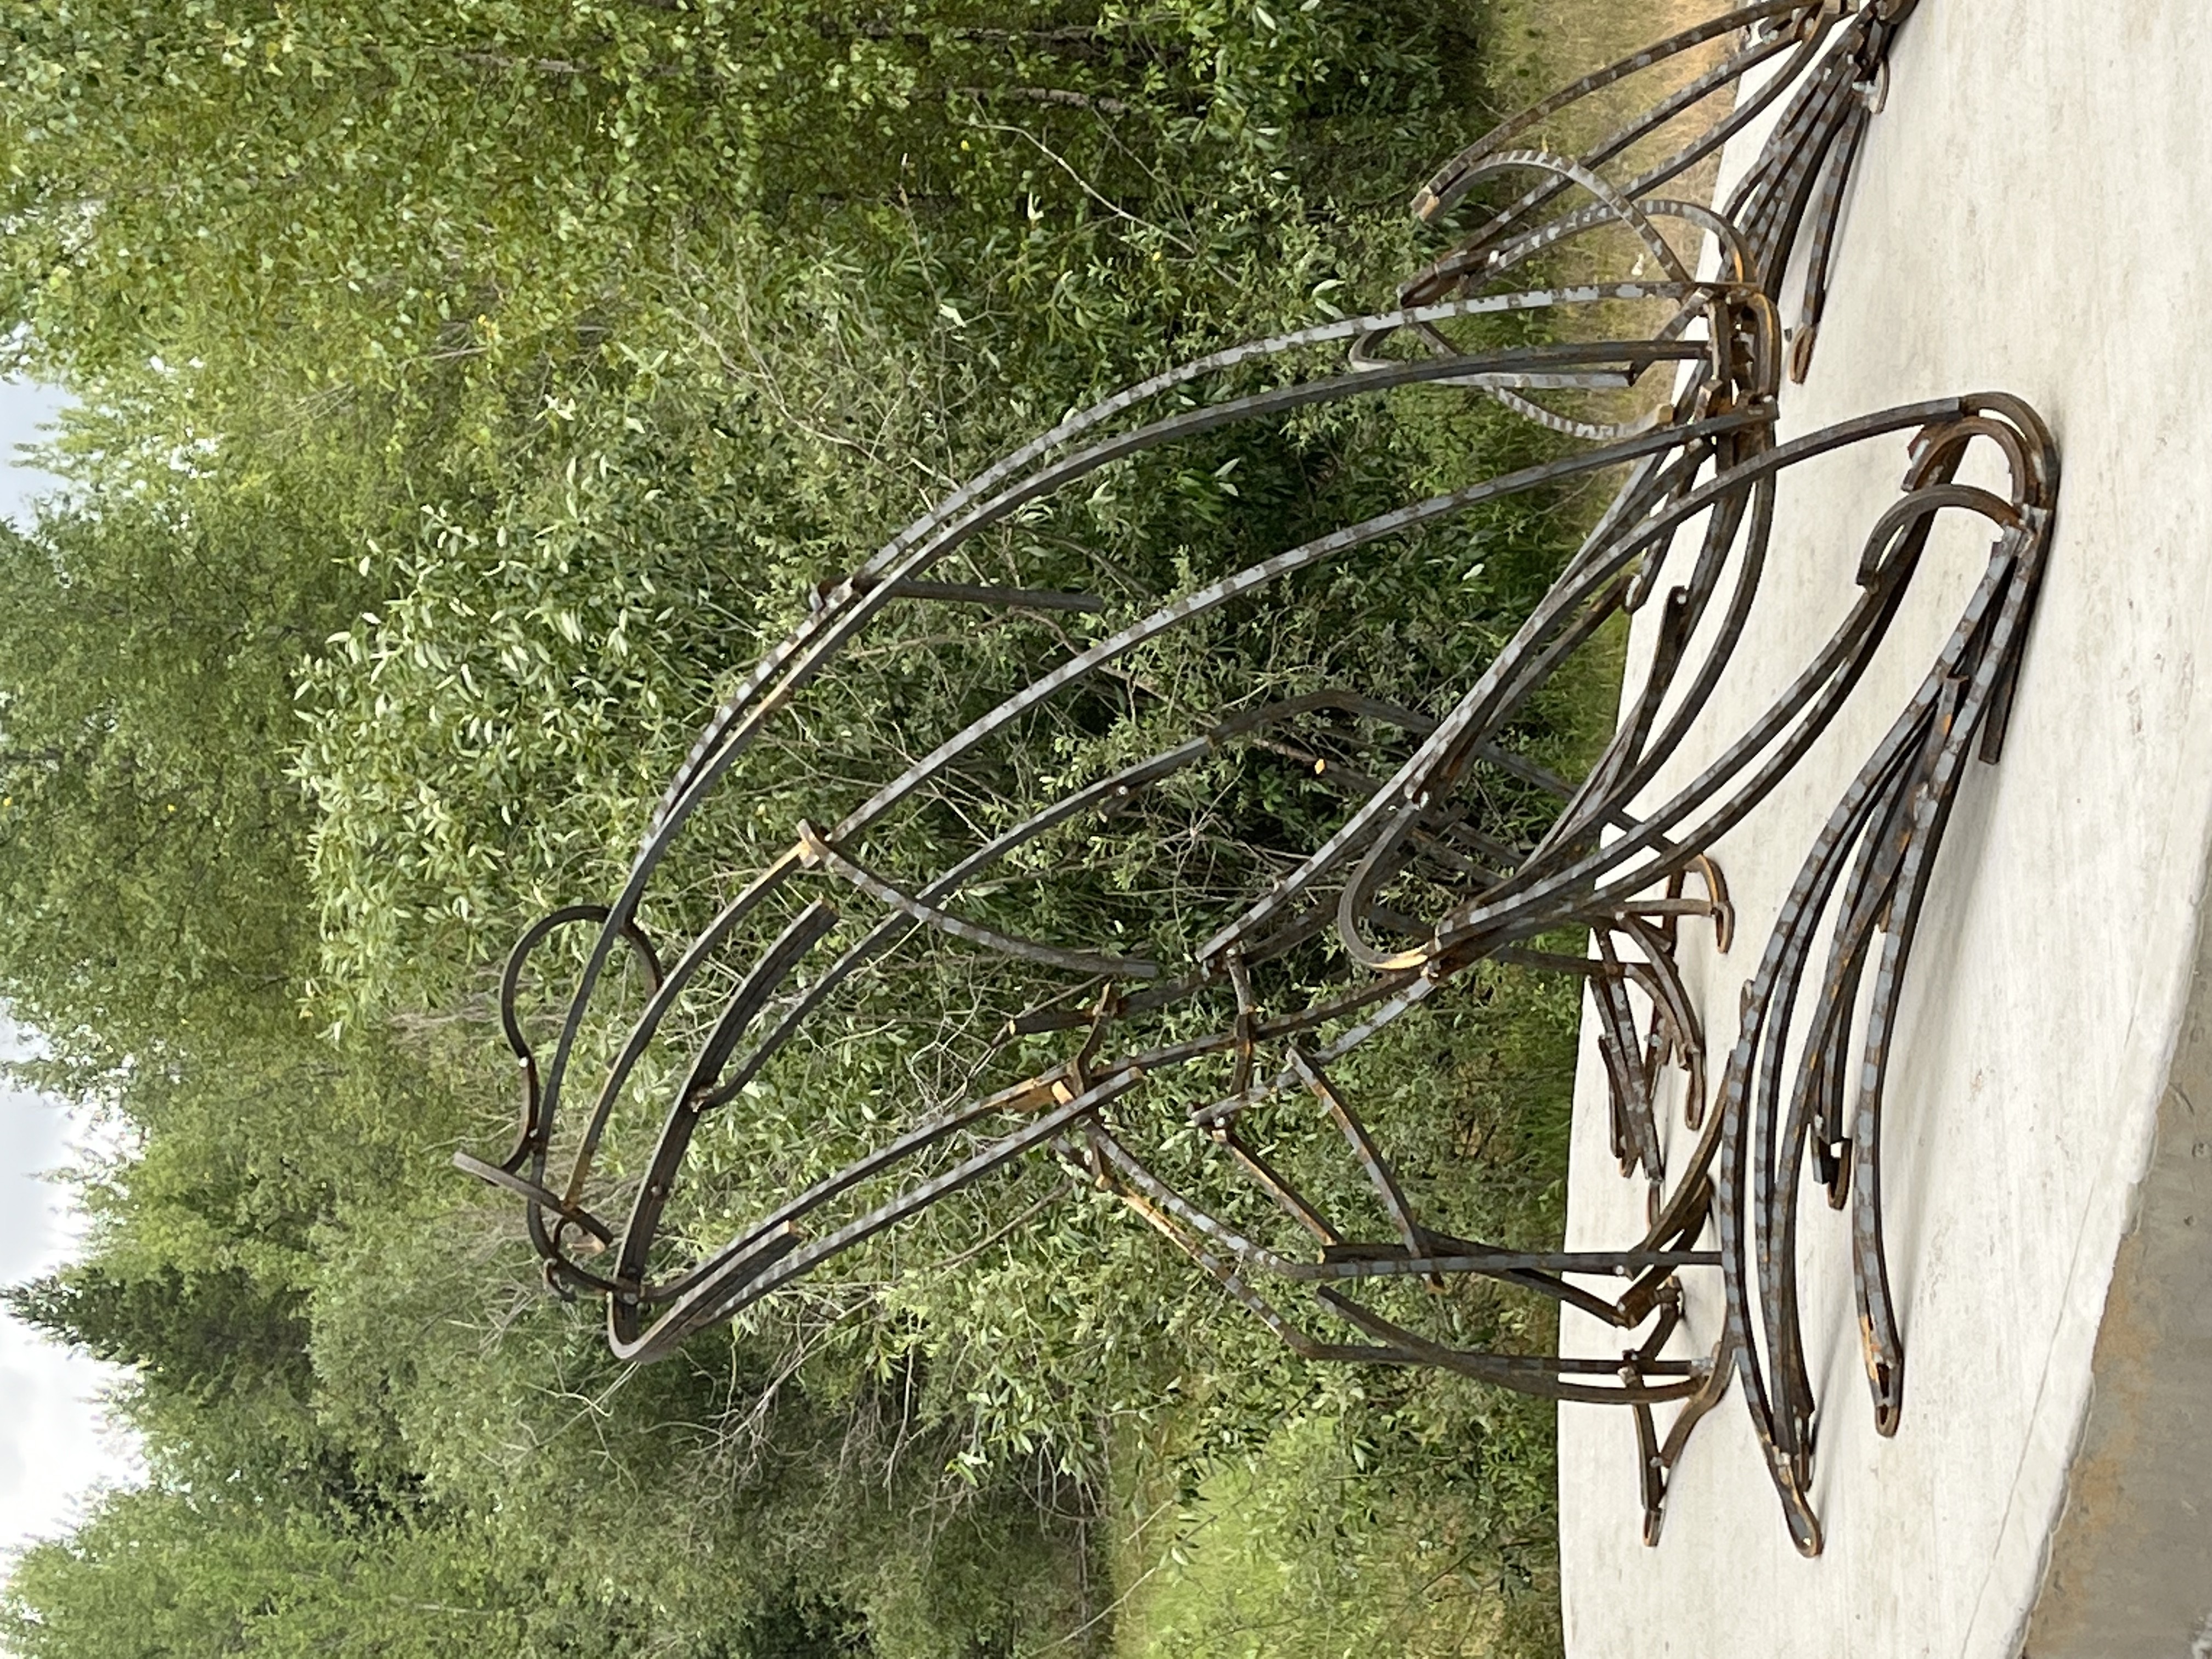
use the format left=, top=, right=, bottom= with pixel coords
left=458, top=0, right=2056, bottom=1553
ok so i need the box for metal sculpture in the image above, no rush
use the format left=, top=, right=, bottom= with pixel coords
left=457, top=0, right=2057, bottom=1555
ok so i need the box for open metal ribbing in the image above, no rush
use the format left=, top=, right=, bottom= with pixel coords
left=458, top=0, right=2057, bottom=1553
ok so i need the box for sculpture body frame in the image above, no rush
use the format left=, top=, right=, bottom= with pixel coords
left=452, top=1, right=2119, bottom=1580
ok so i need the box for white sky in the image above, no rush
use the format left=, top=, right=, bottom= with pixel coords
left=0, top=379, right=61, bottom=528
left=0, top=383, right=145, bottom=1571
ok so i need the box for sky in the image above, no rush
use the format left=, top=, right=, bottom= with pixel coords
left=0, top=381, right=145, bottom=1570
left=0, top=379, right=62, bottom=525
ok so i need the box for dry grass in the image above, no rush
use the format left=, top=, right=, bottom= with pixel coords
left=1483, top=0, right=1740, bottom=114
left=1469, top=0, right=1745, bottom=426
left=1478, top=0, right=1742, bottom=252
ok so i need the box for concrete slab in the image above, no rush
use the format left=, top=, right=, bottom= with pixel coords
left=1558, top=4, right=2212, bottom=1654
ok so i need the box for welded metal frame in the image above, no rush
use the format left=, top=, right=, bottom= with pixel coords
left=458, top=0, right=2057, bottom=1553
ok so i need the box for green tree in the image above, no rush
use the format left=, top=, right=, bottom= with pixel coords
left=7, top=1264, right=311, bottom=1398
left=0, top=473, right=362, bottom=1088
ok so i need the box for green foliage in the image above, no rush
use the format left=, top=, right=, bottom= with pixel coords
left=2, top=1489, right=687, bottom=1659
left=0, top=2, right=1604, bottom=1655
left=0, top=486, right=353, bottom=1087
left=1101, top=967, right=1579, bottom=1659
left=7, top=1264, right=311, bottom=1400
left=1117, top=1412, right=1558, bottom=1659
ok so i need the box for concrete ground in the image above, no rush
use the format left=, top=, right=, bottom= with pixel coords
left=1557, top=4, right=2212, bottom=1655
